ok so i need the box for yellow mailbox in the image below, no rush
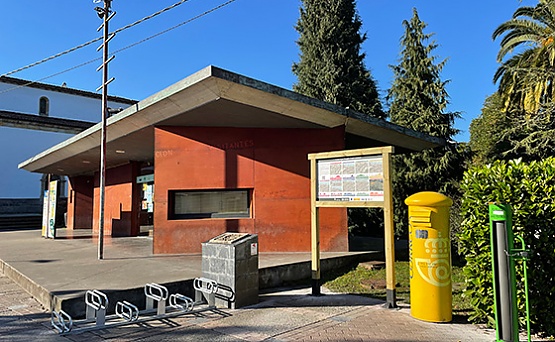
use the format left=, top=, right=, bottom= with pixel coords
left=405, top=191, right=453, bottom=322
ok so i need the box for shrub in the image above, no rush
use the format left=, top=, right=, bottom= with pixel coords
left=459, top=158, right=555, bottom=336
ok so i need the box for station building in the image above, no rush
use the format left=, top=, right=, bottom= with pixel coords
left=19, top=66, right=442, bottom=254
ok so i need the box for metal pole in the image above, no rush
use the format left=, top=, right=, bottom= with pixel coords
left=97, top=0, right=113, bottom=260
left=489, top=204, right=519, bottom=342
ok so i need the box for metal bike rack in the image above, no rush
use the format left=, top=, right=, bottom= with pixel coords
left=169, top=293, right=195, bottom=312
left=194, top=277, right=218, bottom=307
left=85, top=289, right=109, bottom=326
left=51, top=309, right=73, bottom=333
left=145, top=282, right=169, bottom=315
left=51, top=278, right=224, bottom=336
left=115, top=300, right=139, bottom=322
left=215, top=283, right=236, bottom=304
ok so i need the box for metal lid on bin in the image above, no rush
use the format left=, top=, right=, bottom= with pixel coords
left=208, top=233, right=250, bottom=244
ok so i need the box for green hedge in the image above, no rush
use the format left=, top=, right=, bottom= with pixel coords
left=459, top=158, right=555, bottom=336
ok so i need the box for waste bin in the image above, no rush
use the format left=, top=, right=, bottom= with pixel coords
left=202, top=233, right=258, bottom=309
left=405, top=191, right=453, bottom=322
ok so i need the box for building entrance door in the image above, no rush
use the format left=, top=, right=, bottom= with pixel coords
left=137, top=173, right=154, bottom=235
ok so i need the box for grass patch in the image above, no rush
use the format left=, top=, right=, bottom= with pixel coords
left=324, top=261, right=471, bottom=316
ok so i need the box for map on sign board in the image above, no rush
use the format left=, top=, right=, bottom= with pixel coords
left=317, top=155, right=384, bottom=202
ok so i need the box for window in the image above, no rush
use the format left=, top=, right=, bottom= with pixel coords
left=170, top=189, right=251, bottom=219
left=39, top=96, right=49, bottom=116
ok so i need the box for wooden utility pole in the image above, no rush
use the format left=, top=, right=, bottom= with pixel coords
left=94, top=0, right=115, bottom=260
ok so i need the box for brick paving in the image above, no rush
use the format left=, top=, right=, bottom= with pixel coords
left=0, top=271, right=499, bottom=342
left=0, top=273, right=56, bottom=341
left=0, top=271, right=500, bottom=342
left=9, top=271, right=555, bottom=342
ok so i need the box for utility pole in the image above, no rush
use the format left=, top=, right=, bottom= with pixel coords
left=94, top=0, right=115, bottom=260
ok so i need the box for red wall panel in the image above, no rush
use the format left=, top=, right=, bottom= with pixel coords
left=92, top=163, right=140, bottom=237
left=67, top=176, right=94, bottom=229
left=153, top=126, right=347, bottom=254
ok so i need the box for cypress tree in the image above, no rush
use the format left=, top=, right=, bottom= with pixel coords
left=292, top=0, right=384, bottom=119
left=388, top=8, right=466, bottom=236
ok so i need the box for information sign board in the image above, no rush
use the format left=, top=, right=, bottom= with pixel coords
left=308, top=146, right=396, bottom=308
left=317, top=155, right=384, bottom=202
left=47, top=180, right=58, bottom=239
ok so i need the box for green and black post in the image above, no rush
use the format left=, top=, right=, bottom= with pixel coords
left=489, top=204, right=519, bottom=342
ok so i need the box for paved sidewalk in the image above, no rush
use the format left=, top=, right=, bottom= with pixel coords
left=1, top=272, right=500, bottom=342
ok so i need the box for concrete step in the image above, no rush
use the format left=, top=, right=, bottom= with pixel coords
left=0, top=215, right=42, bottom=229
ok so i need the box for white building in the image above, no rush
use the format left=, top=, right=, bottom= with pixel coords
left=0, top=77, right=135, bottom=199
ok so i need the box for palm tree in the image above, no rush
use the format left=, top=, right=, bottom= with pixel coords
left=493, top=0, right=555, bottom=115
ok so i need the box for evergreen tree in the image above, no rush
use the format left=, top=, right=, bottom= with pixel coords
left=469, top=93, right=515, bottom=164
left=470, top=92, right=555, bottom=164
left=292, top=0, right=384, bottom=119
left=388, top=8, right=467, bottom=236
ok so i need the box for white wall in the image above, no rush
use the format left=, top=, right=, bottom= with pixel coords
left=0, top=127, right=71, bottom=198
left=0, top=81, right=133, bottom=198
left=0, top=81, right=132, bottom=121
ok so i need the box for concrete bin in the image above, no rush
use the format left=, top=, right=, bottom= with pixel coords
left=201, top=233, right=259, bottom=309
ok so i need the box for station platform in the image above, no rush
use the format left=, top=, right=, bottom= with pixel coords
left=0, top=228, right=375, bottom=317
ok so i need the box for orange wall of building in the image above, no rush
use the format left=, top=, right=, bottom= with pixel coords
left=92, top=163, right=140, bottom=237
left=153, top=126, right=347, bottom=254
left=67, top=176, right=94, bottom=229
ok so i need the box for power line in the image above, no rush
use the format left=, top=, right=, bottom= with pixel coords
left=0, top=60, right=100, bottom=95
left=112, top=0, right=236, bottom=55
left=1, top=0, right=194, bottom=78
left=0, top=0, right=237, bottom=95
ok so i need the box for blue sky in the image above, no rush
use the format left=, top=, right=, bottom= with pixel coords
left=0, top=0, right=537, bottom=142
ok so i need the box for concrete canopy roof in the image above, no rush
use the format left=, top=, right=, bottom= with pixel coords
left=19, top=66, right=445, bottom=176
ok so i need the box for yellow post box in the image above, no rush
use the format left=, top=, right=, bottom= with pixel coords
left=405, top=191, right=453, bottom=322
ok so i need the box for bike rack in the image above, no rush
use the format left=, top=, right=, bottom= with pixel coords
left=85, top=289, right=108, bottom=326
left=115, top=300, right=139, bottom=322
left=215, top=283, right=236, bottom=303
left=194, top=277, right=218, bottom=307
left=51, top=309, right=73, bottom=333
left=51, top=278, right=226, bottom=336
left=145, top=282, right=169, bottom=315
left=169, top=293, right=195, bottom=312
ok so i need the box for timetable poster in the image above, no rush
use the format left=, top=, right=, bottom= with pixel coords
left=317, top=155, right=384, bottom=202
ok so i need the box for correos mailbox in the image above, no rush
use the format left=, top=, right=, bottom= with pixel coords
left=405, top=191, right=453, bottom=322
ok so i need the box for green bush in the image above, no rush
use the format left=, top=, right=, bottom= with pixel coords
left=459, top=158, right=555, bottom=336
